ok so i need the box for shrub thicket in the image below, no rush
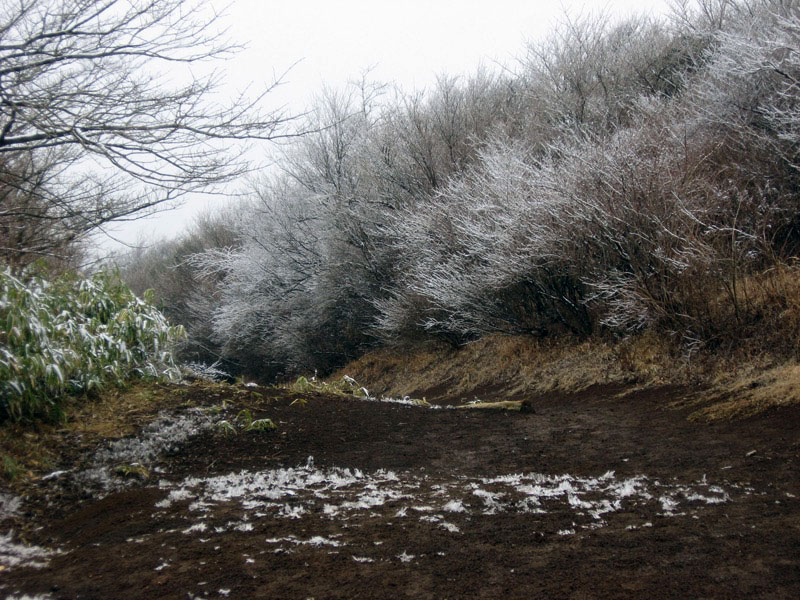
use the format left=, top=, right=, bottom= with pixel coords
left=120, top=0, right=800, bottom=378
left=116, top=209, right=237, bottom=369
left=0, top=270, right=183, bottom=421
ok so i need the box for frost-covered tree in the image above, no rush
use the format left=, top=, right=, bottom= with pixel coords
left=130, top=0, right=800, bottom=375
left=521, top=11, right=681, bottom=139
left=195, top=85, right=388, bottom=374
left=372, top=71, right=517, bottom=204
left=376, top=136, right=587, bottom=342
left=117, top=207, right=238, bottom=367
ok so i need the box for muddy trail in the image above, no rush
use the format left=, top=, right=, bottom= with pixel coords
left=2, top=383, right=800, bottom=599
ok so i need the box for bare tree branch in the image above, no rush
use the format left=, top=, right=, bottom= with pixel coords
left=0, top=0, right=298, bottom=267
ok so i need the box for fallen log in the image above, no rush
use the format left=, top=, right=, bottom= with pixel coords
left=455, top=400, right=534, bottom=413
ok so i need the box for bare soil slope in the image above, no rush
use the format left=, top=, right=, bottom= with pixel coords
left=2, top=383, right=800, bottom=599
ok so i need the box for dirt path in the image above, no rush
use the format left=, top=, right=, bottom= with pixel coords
left=2, top=384, right=800, bottom=599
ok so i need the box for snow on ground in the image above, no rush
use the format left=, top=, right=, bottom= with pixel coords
left=0, top=492, right=22, bottom=521
left=77, top=408, right=215, bottom=490
left=0, top=532, right=60, bottom=570
left=148, top=456, right=741, bottom=562
left=360, top=395, right=448, bottom=409
left=0, top=401, right=756, bottom=585
left=39, top=407, right=217, bottom=497
left=156, top=459, right=733, bottom=526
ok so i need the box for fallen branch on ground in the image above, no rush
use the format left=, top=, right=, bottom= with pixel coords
left=455, top=400, right=534, bottom=413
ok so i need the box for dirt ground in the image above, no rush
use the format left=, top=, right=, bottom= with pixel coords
left=2, top=382, right=799, bottom=599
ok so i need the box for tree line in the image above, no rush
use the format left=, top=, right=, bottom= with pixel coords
left=5, top=1, right=800, bottom=381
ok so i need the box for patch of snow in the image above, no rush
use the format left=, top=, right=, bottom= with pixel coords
left=161, top=463, right=400, bottom=516
left=265, top=535, right=342, bottom=547
left=309, top=536, right=343, bottom=547
left=0, top=531, right=59, bottom=569
left=278, top=505, right=306, bottom=519
left=443, top=499, right=467, bottom=513
left=682, top=491, right=728, bottom=505
left=397, top=551, right=415, bottom=563
left=92, top=408, right=212, bottom=470
left=472, top=488, right=504, bottom=514
left=150, top=458, right=743, bottom=557
left=126, top=536, right=146, bottom=543
left=352, top=555, right=374, bottom=563
left=440, top=521, right=461, bottom=533
left=419, top=514, right=441, bottom=523
left=41, top=470, right=69, bottom=481
left=358, top=395, right=448, bottom=409
left=43, top=408, right=219, bottom=499
left=189, top=500, right=214, bottom=512
left=156, top=488, right=195, bottom=509
left=0, top=492, right=22, bottom=520
left=659, top=496, right=680, bottom=513
left=182, top=523, right=207, bottom=534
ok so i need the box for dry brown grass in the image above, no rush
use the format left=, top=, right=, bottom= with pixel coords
left=332, top=333, right=678, bottom=402
left=334, top=329, right=800, bottom=421
left=696, top=262, right=800, bottom=356
left=690, top=363, right=800, bottom=421
left=741, top=264, right=800, bottom=346
left=680, top=263, right=800, bottom=419
left=65, top=384, right=188, bottom=440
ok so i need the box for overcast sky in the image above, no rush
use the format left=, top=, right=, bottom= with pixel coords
left=101, top=0, right=672, bottom=251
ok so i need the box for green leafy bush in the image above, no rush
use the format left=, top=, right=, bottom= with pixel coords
left=0, top=269, right=184, bottom=421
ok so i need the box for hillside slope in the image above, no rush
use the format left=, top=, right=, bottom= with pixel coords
left=333, top=334, right=800, bottom=421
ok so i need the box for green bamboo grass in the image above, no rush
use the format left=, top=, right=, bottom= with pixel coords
left=0, top=270, right=184, bottom=421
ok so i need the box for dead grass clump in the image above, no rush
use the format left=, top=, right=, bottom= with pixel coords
left=283, top=375, right=370, bottom=398
left=335, top=331, right=800, bottom=421
left=66, top=384, right=188, bottom=440
left=329, top=341, right=459, bottom=399
left=333, top=333, right=677, bottom=402
left=737, top=264, right=800, bottom=354
left=691, top=363, right=800, bottom=421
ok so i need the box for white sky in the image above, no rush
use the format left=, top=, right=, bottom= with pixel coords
left=100, top=0, right=672, bottom=252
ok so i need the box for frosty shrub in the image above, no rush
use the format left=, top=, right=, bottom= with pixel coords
left=0, top=270, right=184, bottom=421
left=375, top=136, right=588, bottom=342
left=116, top=207, right=238, bottom=368
left=118, top=0, right=800, bottom=372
